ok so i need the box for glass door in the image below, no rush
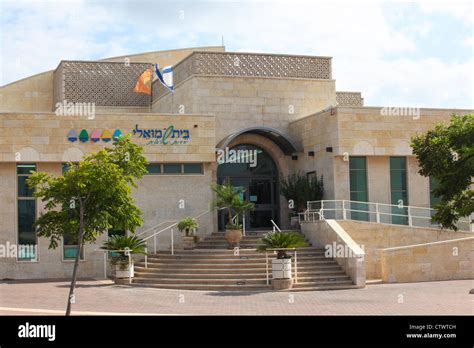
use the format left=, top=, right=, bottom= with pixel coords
left=248, top=178, right=277, bottom=229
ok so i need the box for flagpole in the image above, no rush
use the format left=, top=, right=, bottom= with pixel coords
left=171, top=90, right=174, bottom=114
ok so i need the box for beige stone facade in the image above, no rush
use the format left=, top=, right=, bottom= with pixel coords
left=0, top=46, right=471, bottom=280
left=381, top=237, right=474, bottom=283
left=337, top=220, right=473, bottom=279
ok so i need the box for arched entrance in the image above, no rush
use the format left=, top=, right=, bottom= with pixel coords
left=217, top=144, right=280, bottom=231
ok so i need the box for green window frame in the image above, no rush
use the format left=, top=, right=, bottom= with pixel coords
left=163, top=163, right=182, bottom=174
left=146, top=163, right=203, bottom=175
left=183, top=163, right=203, bottom=174
left=349, top=157, right=369, bottom=221
left=17, top=164, right=37, bottom=261
left=390, top=157, right=408, bottom=225
left=429, top=176, right=441, bottom=209
left=63, top=231, right=85, bottom=261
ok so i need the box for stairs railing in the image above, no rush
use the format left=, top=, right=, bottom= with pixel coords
left=299, top=199, right=473, bottom=232
left=141, top=207, right=222, bottom=268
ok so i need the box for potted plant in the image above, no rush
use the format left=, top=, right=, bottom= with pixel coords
left=101, top=234, right=147, bottom=282
left=258, top=231, right=308, bottom=290
left=280, top=172, right=324, bottom=228
left=212, top=183, right=254, bottom=248
left=178, top=217, right=199, bottom=250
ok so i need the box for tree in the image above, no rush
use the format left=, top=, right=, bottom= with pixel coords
left=411, top=114, right=474, bottom=230
left=211, top=182, right=254, bottom=229
left=279, top=172, right=324, bottom=214
left=27, top=135, right=147, bottom=315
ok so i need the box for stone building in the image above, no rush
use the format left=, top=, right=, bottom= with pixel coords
left=0, top=45, right=471, bottom=282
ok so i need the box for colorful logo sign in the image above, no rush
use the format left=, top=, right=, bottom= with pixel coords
left=67, top=129, right=122, bottom=143
left=67, top=125, right=187, bottom=145
left=132, top=124, right=190, bottom=145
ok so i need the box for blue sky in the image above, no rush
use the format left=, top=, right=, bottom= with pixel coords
left=0, top=0, right=472, bottom=108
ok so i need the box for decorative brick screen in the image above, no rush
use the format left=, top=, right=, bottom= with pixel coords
left=152, top=51, right=332, bottom=101
left=53, top=61, right=152, bottom=107
left=336, top=92, right=364, bottom=107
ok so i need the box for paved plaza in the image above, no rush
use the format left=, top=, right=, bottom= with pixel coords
left=0, top=279, right=472, bottom=315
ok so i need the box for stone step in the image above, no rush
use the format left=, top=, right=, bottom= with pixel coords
left=130, top=283, right=271, bottom=291
left=134, top=272, right=349, bottom=281
left=134, top=268, right=346, bottom=276
left=133, top=277, right=351, bottom=286
left=149, top=249, right=325, bottom=257
left=134, top=265, right=342, bottom=273
left=133, top=277, right=268, bottom=285
left=204, top=235, right=264, bottom=239
left=289, top=283, right=358, bottom=292
left=136, top=259, right=338, bottom=268
left=144, top=253, right=327, bottom=261
left=136, top=259, right=337, bottom=267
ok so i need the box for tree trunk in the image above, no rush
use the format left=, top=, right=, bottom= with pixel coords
left=227, top=209, right=233, bottom=225
left=65, top=203, right=85, bottom=316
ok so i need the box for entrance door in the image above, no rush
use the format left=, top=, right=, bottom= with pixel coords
left=217, top=144, right=279, bottom=231
left=248, top=178, right=278, bottom=229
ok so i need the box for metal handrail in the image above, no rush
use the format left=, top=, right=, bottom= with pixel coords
left=136, top=220, right=177, bottom=237
left=141, top=207, right=222, bottom=261
left=270, top=219, right=282, bottom=233
left=303, top=199, right=472, bottom=231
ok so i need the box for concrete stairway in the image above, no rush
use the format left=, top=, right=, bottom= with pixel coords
left=132, top=231, right=356, bottom=291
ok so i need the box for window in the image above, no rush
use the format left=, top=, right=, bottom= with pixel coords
left=183, top=164, right=203, bottom=174
left=349, top=157, right=369, bottom=221
left=163, top=163, right=181, bottom=174
left=390, top=157, right=408, bottom=225
left=146, top=164, right=161, bottom=174
left=146, top=163, right=204, bottom=175
left=17, top=164, right=37, bottom=261
left=429, top=176, right=441, bottom=209
left=63, top=231, right=85, bottom=260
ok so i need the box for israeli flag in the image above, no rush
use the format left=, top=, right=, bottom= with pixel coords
left=155, top=64, right=174, bottom=92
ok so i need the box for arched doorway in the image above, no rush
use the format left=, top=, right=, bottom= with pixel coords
left=217, top=144, right=280, bottom=231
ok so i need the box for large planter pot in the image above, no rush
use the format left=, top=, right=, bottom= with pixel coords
left=225, top=228, right=242, bottom=248
left=114, top=263, right=134, bottom=279
left=182, top=236, right=196, bottom=250
left=272, top=278, right=293, bottom=290
left=272, top=258, right=292, bottom=279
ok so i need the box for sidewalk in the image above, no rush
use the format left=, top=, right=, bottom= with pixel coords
left=0, top=279, right=472, bottom=315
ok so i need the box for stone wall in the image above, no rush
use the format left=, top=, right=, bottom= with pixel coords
left=288, top=109, right=338, bottom=200
left=0, top=161, right=215, bottom=280
left=0, top=111, right=217, bottom=279
left=337, top=220, right=473, bottom=279
left=381, top=237, right=474, bottom=283
left=153, top=75, right=337, bottom=141
left=301, top=220, right=365, bottom=287
left=0, top=112, right=216, bottom=163
left=0, top=46, right=225, bottom=113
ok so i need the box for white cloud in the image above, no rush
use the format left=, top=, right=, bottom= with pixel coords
left=0, top=0, right=472, bottom=108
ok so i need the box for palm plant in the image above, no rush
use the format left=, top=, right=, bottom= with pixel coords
left=212, top=182, right=254, bottom=229
left=177, top=217, right=199, bottom=236
left=280, top=172, right=324, bottom=215
left=257, top=231, right=308, bottom=259
left=101, top=234, right=147, bottom=269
